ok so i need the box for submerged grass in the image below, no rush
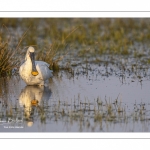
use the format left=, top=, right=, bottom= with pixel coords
left=0, top=91, right=149, bottom=131
left=2, top=18, right=150, bottom=52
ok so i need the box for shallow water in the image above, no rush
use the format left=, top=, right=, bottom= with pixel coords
left=0, top=64, right=150, bottom=132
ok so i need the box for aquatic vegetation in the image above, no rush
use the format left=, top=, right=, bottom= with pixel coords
left=36, top=26, right=79, bottom=71
left=0, top=18, right=150, bottom=73
left=36, top=42, right=65, bottom=71
left=0, top=89, right=150, bottom=132
left=0, top=40, right=19, bottom=77
left=1, top=18, right=150, bottom=56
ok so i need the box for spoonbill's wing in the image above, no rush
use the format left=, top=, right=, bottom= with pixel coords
left=35, top=61, right=53, bottom=80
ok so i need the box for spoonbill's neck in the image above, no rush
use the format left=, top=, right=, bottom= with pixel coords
left=26, top=56, right=32, bottom=63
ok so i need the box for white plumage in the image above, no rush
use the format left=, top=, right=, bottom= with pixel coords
left=19, top=47, right=53, bottom=86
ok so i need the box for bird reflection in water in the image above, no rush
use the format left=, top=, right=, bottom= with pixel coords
left=19, top=85, right=51, bottom=127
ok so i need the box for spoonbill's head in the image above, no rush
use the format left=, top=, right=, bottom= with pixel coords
left=26, top=46, right=39, bottom=76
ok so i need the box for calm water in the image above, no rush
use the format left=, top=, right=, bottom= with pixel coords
left=0, top=63, right=150, bottom=132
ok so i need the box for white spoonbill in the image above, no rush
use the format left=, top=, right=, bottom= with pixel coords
left=19, top=46, right=53, bottom=86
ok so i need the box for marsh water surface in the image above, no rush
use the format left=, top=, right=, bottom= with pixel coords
left=0, top=62, right=150, bottom=132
